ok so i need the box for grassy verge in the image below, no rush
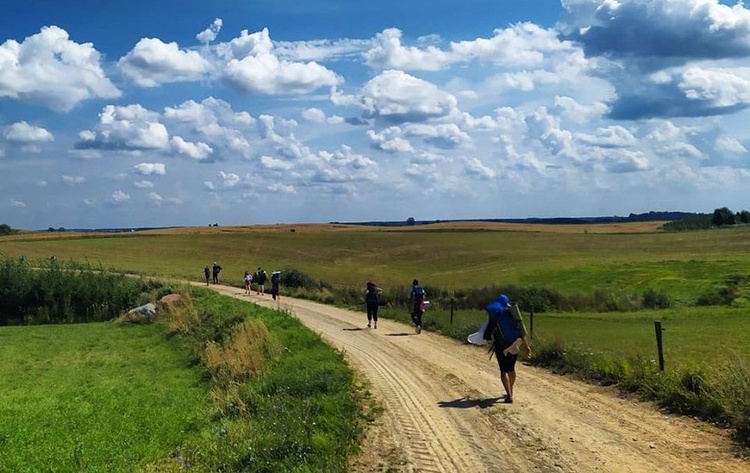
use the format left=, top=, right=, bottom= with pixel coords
left=0, top=285, right=368, bottom=472
left=0, top=322, right=208, bottom=473
left=142, top=288, right=367, bottom=472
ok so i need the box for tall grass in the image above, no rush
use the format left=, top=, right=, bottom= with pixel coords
left=0, top=257, right=164, bottom=325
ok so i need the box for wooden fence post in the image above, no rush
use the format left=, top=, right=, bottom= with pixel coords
left=654, top=320, right=665, bottom=372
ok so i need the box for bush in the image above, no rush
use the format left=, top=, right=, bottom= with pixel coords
left=0, top=257, right=157, bottom=325
left=280, top=268, right=318, bottom=290
left=643, top=288, right=671, bottom=309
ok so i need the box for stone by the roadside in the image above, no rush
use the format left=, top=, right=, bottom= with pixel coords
left=158, top=293, right=182, bottom=313
left=127, top=303, right=157, bottom=318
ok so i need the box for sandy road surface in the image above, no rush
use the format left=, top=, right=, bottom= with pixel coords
left=205, top=284, right=747, bottom=473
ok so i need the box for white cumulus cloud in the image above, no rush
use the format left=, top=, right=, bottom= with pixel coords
left=134, top=163, right=166, bottom=176
left=76, top=104, right=169, bottom=151
left=171, top=136, right=213, bottom=160
left=0, top=26, right=120, bottom=111
left=112, top=190, right=130, bottom=203
left=118, top=38, right=210, bottom=87
left=196, top=18, right=223, bottom=44
left=5, top=121, right=54, bottom=152
left=222, top=28, right=342, bottom=95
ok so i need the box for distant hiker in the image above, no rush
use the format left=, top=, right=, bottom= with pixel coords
left=212, top=262, right=222, bottom=284
left=409, top=279, right=426, bottom=334
left=204, top=265, right=211, bottom=286
left=364, top=281, right=382, bottom=329
left=243, top=271, right=253, bottom=294
left=255, top=267, right=267, bottom=295
left=483, top=294, right=532, bottom=404
left=271, top=271, right=281, bottom=300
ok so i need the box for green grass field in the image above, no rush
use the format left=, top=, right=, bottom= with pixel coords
left=3, top=225, right=750, bottom=301
left=0, top=322, right=207, bottom=473
left=406, top=305, right=750, bottom=371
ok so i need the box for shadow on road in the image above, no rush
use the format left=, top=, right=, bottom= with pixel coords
left=343, top=327, right=366, bottom=331
left=385, top=332, right=415, bottom=337
left=437, top=396, right=502, bottom=409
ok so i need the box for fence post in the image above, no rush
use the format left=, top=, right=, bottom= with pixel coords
left=450, top=297, right=454, bottom=325
left=654, top=320, right=665, bottom=372
left=529, top=306, right=534, bottom=340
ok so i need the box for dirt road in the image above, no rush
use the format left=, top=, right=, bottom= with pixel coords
left=207, top=285, right=747, bottom=473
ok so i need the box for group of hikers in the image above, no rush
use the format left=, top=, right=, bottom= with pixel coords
left=364, top=279, right=531, bottom=404
left=202, top=264, right=530, bottom=404
left=203, top=263, right=282, bottom=300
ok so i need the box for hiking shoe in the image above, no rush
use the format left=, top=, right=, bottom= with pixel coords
left=416, top=325, right=422, bottom=334
left=503, top=395, right=513, bottom=404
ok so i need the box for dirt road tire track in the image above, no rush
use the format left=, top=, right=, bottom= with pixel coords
left=203, top=284, right=747, bottom=473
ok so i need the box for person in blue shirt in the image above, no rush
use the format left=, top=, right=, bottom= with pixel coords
left=483, top=294, right=531, bottom=403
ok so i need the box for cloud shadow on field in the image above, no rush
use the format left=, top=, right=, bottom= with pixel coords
left=437, top=397, right=502, bottom=409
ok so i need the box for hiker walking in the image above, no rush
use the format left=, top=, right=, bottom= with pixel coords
left=243, top=271, right=253, bottom=294
left=364, top=281, right=382, bottom=329
left=204, top=265, right=211, bottom=286
left=482, top=294, right=532, bottom=404
left=409, top=279, right=426, bottom=334
left=255, top=267, right=267, bottom=295
left=271, top=271, right=281, bottom=300
left=212, top=262, right=222, bottom=284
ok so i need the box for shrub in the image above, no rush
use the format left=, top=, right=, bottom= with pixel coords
left=280, top=268, right=318, bottom=290
left=643, top=288, right=671, bottom=309
left=0, top=257, right=157, bottom=325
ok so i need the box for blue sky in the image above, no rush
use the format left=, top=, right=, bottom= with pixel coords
left=2, top=0, right=749, bottom=230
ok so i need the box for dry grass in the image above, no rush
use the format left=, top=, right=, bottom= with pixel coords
left=202, top=319, right=282, bottom=387
left=144, top=220, right=668, bottom=235
left=165, top=295, right=200, bottom=336
left=2, top=220, right=667, bottom=241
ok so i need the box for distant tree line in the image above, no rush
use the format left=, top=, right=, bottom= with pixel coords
left=662, top=207, right=750, bottom=231
left=0, top=223, right=16, bottom=236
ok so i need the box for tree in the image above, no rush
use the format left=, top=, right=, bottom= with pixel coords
left=0, top=224, right=12, bottom=235
left=406, top=217, right=416, bottom=226
left=738, top=210, right=750, bottom=224
left=712, top=207, right=735, bottom=227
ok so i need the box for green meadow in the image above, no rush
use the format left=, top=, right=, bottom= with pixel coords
left=3, top=225, right=750, bottom=300
left=0, top=287, right=365, bottom=472
left=0, top=322, right=207, bottom=473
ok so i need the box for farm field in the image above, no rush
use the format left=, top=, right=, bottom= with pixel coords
left=0, top=322, right=207, bottom=472
left=3, top=221, right=750, bottom=305
left=404, top=306, right=750, bottom=372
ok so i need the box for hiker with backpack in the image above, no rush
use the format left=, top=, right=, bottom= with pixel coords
left=212, top=262, right=222, bottom=284
left=482, top=294, right=532, bottom=404
left=364, top=281, right=382, bottom=329
left=271, top=271, right=281, bottom=300
left=255, top=267, right=267, bottom=295
left=409, top=279, right=426, bottom=334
